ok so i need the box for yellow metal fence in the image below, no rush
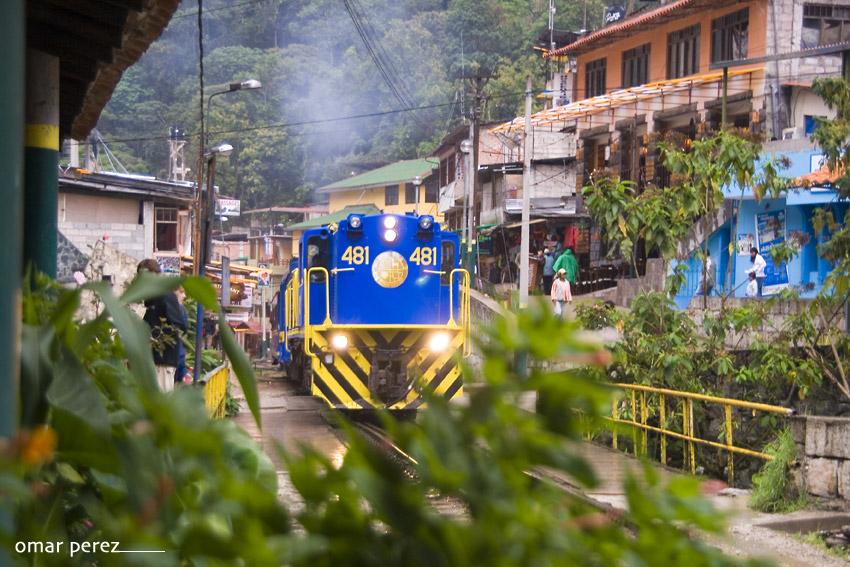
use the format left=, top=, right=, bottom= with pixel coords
left=203, top=364, right=229, bottom=419
left=606, top=383, right=794, bottom=484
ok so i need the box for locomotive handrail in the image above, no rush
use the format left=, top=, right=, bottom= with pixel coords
left=448, top=268, right=471, bottom=357
left=283, top=269, right=301, bottom=352
left=304, top=266, right=332, bottom=359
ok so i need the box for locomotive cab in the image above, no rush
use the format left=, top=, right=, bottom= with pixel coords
left=278, top=213, right=470, bottom=410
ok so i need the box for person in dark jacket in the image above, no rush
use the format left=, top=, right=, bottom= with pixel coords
left=138, top=259, right=186, bottom=391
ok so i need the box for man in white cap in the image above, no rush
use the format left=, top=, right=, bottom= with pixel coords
left=550, top=268, right=572, bottom=319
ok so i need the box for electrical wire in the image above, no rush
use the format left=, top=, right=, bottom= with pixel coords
left=172, top=0, right=271, bottom=20
left=83, top=89, right=543, bottom=146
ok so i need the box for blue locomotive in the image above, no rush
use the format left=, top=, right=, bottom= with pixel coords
left=277, top=212, right=470, bottom=410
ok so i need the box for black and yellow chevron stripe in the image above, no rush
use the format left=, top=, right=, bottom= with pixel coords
left=308, top=327, right=464, bottom=410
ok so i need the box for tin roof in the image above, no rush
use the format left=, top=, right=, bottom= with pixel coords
left=317, top=158, right=437, bottom=194
left=491, top=67, right=763, bottom=134
left=286, top=204, right=381, bottom=231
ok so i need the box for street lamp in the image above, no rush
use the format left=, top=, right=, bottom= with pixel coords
left=207, top=79, right=263, bottom=120
left=192, top=80, right=261, bottom=381
left=193, top=142, right=233, bottom=384
left=412, top=175, right=422, bottom=215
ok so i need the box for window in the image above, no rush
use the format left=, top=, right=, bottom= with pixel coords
left=384, top=185, right=399, bottom=206
left=155, top=206, right=177, bottom=251
left=805, top=115, right=826, bottom=136
left=425, top=181, right=439, bottom=203
left=802, top=4, right=850, bottom=48
left=440, top=241, right=455, bottom=285
left=585, top=58, right=607, bottom=98
left=711, top=8, right=748, bottom=63
left=622, top=44, right=650, bottom=88
left=405, top=183, right=418, bottom=204
left=667, top=24, right=700, bottom=79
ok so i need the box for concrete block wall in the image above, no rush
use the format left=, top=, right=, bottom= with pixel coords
left=791, top=416, right=850, bottom=500
left=770, top=0, right=844, bottom=80
left=59, top=221, right=146, bottom=260
left=685, top=297, right=845, bottom=349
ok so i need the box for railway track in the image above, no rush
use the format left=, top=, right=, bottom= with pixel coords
left=350, top=421, right=617, bottom=520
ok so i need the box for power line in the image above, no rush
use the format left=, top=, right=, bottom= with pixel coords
left=172, top=0, right=270, bottom=20
left=88, top=89, right=539, bottom=146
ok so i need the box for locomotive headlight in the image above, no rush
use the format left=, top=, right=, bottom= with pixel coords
left=383, top=229, right=398, bottom=242
left=330, top=333, right=349, bottom=351
left=383, top=216, right=398, bottom=229
left=348, top=214, right=363, bottom=230
left=428, top=332, right=451, bottom=353
left=418, top=215, right=434, bottom=231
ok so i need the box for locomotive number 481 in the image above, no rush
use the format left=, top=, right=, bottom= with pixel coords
left=409, top=246, right=437, bottom=266
left=341, top=245, right=370, bottom=265
left=341, top=245, right=438, bottom=266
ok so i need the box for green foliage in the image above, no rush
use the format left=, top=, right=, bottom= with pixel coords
left=749, top=429, right=806, bottom=513
left=5, top=277, right=754, bottom=565
left=581, top=131, right=788, bottom=282
left=7, top=274, right=287, bottom=564
left=574, top=301, right=623, bottom=330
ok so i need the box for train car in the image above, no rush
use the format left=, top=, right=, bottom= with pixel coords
left=276, top=212, right=470, bottom=411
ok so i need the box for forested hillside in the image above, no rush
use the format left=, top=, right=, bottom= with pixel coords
left=96, top=0, right=609, bottom=214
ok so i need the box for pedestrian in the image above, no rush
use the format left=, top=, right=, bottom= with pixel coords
left=746, top=271, right=758, bottom=298
left=697, top=250, right=715, bottom=296
left=203, top=314, right=217, bottom=350
left=137, top=259, right=186, bottom=392
left=550, top=268, right=572, bottom=319
left=746, top=247, right=767, bottom=297
left=541, top=248, right=555, bottom=295
left=173, top=287, right=193, bottom=385
left=552, top=247, right=579, bottom=284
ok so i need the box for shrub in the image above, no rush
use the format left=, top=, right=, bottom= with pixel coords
left=750, top=429, right=806, bottom=513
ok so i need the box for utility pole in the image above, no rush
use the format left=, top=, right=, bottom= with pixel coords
left=168, top=126, right=188, bottom=182
left=466, top=74, right=488, bottom=276
left=519, top=76, right=533, bottom=308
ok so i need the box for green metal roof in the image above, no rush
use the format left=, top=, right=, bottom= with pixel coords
left=317, top=158, right=438, bottom=194
left=286, top=204, right=381, bottom=231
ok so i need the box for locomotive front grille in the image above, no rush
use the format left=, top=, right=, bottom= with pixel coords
left=369, top=348, right=409, bottom=403
left=310, top=327, right=464, bottom=410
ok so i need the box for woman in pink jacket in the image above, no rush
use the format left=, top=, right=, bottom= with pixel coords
left=550, top=268, right=572, bottom=319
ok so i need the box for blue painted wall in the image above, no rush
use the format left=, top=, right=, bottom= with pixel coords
left=675, top=149, right=847, bottom=307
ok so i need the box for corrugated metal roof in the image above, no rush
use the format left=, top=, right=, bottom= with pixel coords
left=491, top=67, right=763, bottom=134
left=286, top=204, right=381, bottom=231
left=317, top=158, right=437, bottom=193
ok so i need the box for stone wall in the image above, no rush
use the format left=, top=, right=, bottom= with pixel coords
left=59, top=221, right=146, bottom=260
left=791, top=416, right=850, bottom=500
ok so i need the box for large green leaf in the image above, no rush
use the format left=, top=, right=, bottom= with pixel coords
left=19, top=324, right=55, bottom=427
left=46, top=349, right=110, bottom=434
left=219, top=318, right=261, bottom=429
left=120, top=272, right=183, bottom=305
left=183, top=275, right=219, bottom=311
left=86, top=282, right=157, bottom=391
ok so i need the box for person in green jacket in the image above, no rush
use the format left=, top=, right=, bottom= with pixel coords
left=552, top=248, right=578, bottom=283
